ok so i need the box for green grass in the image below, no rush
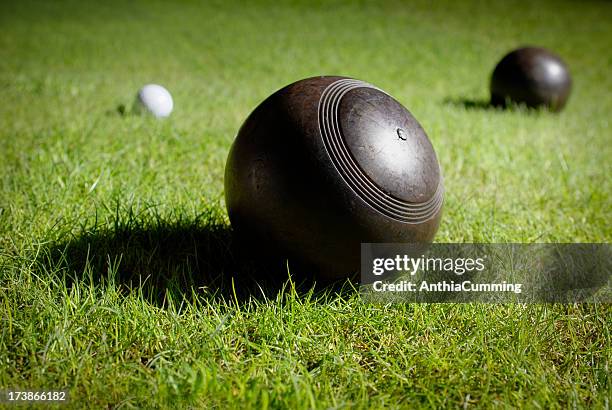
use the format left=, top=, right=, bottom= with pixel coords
left=1, top=0, right=610, bottom=408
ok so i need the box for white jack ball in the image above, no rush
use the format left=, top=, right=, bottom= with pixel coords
left=134, top=84, right=174, bottom=118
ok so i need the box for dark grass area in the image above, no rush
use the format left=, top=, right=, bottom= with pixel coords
left=38, top=206, right=345, bottom=306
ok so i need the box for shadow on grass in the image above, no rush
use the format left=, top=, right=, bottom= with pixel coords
left=38, top=213, right=348, bottom=307
left=443, top=97, right=554, bottom=114
left=443, top=97, right=497, bottom=111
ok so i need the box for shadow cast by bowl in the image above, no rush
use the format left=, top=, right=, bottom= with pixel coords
left=443, top=97, right=553, bottom=114
left=443, top=97, right=497, bottom=111
left=38, top=216, right=344, bottom=307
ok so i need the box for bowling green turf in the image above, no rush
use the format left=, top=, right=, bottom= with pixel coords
left=1, top=0, right=610, bottom=408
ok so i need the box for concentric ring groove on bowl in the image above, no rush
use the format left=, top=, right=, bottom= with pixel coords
left=317, top=78, right=444, bottom=223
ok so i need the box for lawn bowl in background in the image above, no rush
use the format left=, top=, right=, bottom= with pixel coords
left=491, top=46, right=572, bottom=112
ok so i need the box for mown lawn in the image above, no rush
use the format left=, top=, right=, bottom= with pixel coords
left=1, top=0, right=610, bottom=408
